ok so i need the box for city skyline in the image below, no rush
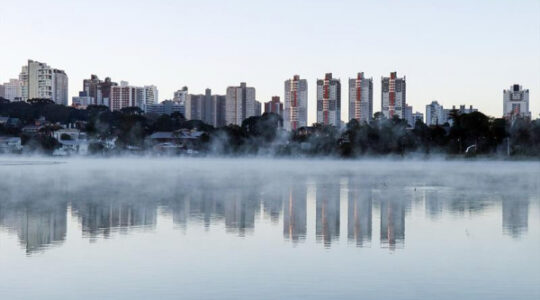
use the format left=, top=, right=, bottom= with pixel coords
left=1, top=0, right=538, bottom=123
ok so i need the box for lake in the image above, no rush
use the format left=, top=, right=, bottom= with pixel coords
left=0, top=158, right=539, bottom=299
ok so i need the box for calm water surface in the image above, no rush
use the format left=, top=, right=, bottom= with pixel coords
left=0, top=158, right=539, bottom=299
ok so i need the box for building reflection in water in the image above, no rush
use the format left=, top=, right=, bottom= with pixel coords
left=424, top=189, right=444, bottom=220
left=379, top=191, right=406, bottom=250
left=71, top=200, right=157, bottom=238
left=0, top=201, right=67, bottom=254
left=224, top=189, right=259, bottom=237
left=315, top=180, right=340, bottom=247
left=283, top=185, right=307, bottom=244
left=502, top=198, right=529, bottom=238
left=0, top=167, right=537, bottom=255
left=347, top=183, right=372, bottom=247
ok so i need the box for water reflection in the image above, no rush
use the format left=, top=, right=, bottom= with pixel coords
left=347, top=186, right=372, bottom=247
left=0, top=201, right=67, bottom=254
left=502, top=198, right=529, bottom=238
left=0, top=161, right=538, bottom=255
left=283, top=185, right=307, bottom=244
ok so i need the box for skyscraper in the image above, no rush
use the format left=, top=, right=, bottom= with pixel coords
left=348, top=72, right=373, bottom=123
left=212, top=94, right=227, bottom=127
left=503, top=84, right=530, bottom=120
left=225, top=82, right=256, bottom=126
left=110, top=81, right=138, bottom=111
left=425, top=100, right=447, bottom=126
left=264, top=96, right=283, bottom=116
left=381, top=72, right=406, bottom=119
left=82, top=75, right=118, bottom=107
left=284, top=75, right=308, bottom=131
left=19, top=59, right=68, bottom=105
left=173, top=86, right=188, bottom=105
left=3, top=79, right=23, bottom=102
left=185, top=89, right=226, bottom=127
left=316, top=73, right=341, bottom=127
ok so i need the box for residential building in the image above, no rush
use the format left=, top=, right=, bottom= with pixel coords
left=316, top=73, right=341, bottom=127
left=348, top=72, right=373, bottom=123
left=225, top=82, right=256, bottom=126
left=264, top=96, right=283, bottom=116
left=0, top=84, right=4, bottom=99
left=503, top=84, right=531, bottom=120
left=255, top=100, right=262, bottom=117
left=284, top=75, right=308, bottom=130
left=110, top=81, right=137, bottom=111
left=109, top=82, right=158, bottom=111
left=53, top=69, right=69, bottom=106
left=72, top=92, right=94, bottom=109
left=453, top=104, right=477, bottom=114
left=146, top=100, right=185, bottom=116
left=185, top=89, right=226, bottom=127
left=19, top=59, right=68, bottom=105
left=212, top=95, right=227, bottom=127
left=381, top=72, right=406, bottom=119
left=173, top=86, right=188, bottom=105
left=82, top=75, right=118, bottom=107
left=404, top=104, right=414, bottom=127
left=425, top=101, right=447, bottom=126
left=412, top=112, right=424, bottom=125
left=2, top=79, right=23, bottom=101
left=140, top=85, right=159, bottom=111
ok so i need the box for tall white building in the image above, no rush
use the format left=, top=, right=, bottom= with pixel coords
left=225, top=82, right=256, bottom=126
left=19, top=60, right=68, bottom=105
left=173, top=86, right=188, bottom=105
left=348, top=72, right=373, bottom=124
left=316, top=73, right=341, bottom=127
left=109, top=82, right=158, bottom=112
left=425, top=101, right=447, bottom=126
left=503, top=84, right=530, bottom=120
left=381, top=72, right=406, bottom=119
left=284, top=75, right=308, bottom=131
left=1, top=79, right=23, bottom=101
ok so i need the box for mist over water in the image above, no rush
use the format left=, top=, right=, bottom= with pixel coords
left=0, top=158, right=539, bottom=299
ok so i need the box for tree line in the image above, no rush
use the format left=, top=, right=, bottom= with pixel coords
left=1, top=97, right=539, bottom=157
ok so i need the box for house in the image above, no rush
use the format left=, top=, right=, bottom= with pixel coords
left=52, top=128, right=88, bottom=155
left=147, top=129, right=204, bottom=153
left=0, top=136, right=22, bottom=153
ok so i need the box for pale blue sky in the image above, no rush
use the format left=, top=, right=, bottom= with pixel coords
left=1, top=0, right=539, bottom=122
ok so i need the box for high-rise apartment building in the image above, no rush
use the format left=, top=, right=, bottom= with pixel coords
left=212, top=94, right=227, bottom=127
left=284, top=75, right=308, bottom=131
left=264, top=96, right=283, bottom=116
left=146, top=100, right=185, bottom=116
left=186, top=89, right=226, bottom=127
left=503, top=84, right=530, bottom=120
left=3, top=79, right=23, bottom=101
left=425, top=101, right=447, bottom=126
left=173, top=86, right=188, bottom=105
left=82, top=75, right=118, bottom=107
left=2, top=84, right=23, bottom=102
left=109, top=82, right=158, bottom=112
left=381, top=72, right=406, bottom=119
left=348, top=72, right=373, bottom=123
left=225, top=82, right=256, bottom=126
left=110, top=81, right=138, bottom=111
left=412, top=112, right=424, bottom=125
left=316, top=73, right=341, bottom=127
left=19, top=60, right=68, bottom=105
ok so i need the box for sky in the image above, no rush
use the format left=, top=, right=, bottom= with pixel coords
left=1, top=0, right=539, bottom=123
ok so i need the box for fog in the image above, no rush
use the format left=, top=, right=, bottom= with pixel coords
left=1, top=157, right=539, bottom=299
